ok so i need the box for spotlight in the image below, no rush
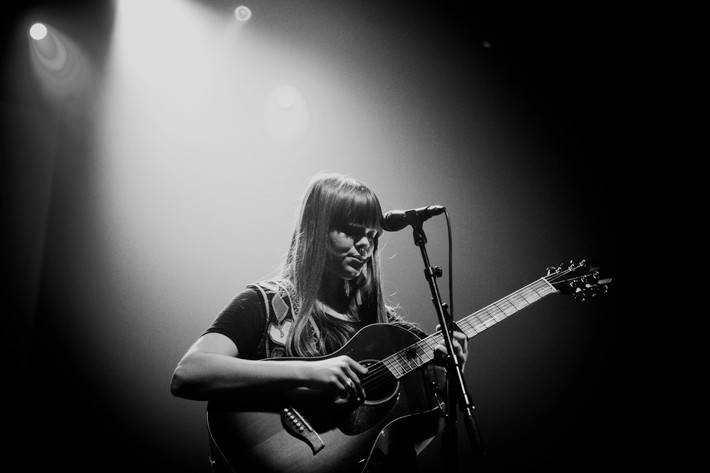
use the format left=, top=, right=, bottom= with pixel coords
left=31, top=25, right=68, bottom=72
left=234, top=6, right=252, bottom=22
left=29, top=22, right=48, bottom=40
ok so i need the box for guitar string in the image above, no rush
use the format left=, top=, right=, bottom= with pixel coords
left=357, top=265, right=582, bottom=392
left=359, top=335, right=444, bottom=391
left=358, top=340, right=429, bottom=390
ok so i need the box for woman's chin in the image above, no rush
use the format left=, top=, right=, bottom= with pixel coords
left=342, top=266, right=364, bottom=280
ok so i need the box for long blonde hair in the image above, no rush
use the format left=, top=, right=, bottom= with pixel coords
left=279, top=173, right=390, bottom=357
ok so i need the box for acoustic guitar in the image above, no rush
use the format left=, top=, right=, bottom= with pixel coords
left=206, top=260, right=611, bottom=473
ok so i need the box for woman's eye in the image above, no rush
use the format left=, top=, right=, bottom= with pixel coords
left=339, top=224, right=378, bottom=241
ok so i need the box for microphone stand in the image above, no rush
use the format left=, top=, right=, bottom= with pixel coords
left=404, top=211, right=485, bottom=471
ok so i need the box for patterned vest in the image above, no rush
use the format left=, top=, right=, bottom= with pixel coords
left=248, top=279, right=301, bottom=359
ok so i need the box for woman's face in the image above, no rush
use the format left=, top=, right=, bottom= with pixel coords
left=326, top=223, right=380, bottom=281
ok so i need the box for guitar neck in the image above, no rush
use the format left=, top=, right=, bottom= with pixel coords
left=382, top=277, right=558, bottom=379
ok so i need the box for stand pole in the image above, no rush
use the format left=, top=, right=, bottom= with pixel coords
left=407, top=217, right=485, bottom=470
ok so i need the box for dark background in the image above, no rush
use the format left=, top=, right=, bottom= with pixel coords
left=2, top=1, right=638, bottom=471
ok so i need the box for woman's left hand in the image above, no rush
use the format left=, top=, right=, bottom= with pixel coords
left=434, top=325, right=468, bottom=371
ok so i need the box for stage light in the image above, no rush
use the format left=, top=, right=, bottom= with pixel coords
left=31, top=25, right=69, bottom=72
left=234, top=6, right=252, bottom=22
left=29, top=22, right=48, bottom=40
left=28, top=21, right=91, bottom=105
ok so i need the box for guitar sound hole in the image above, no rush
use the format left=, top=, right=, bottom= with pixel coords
left=361, top=359, right=398, bottom=404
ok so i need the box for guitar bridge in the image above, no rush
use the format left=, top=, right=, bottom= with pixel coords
left=281, top=406, right=325, bottom=455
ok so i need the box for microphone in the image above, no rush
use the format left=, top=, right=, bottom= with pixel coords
left=381, top=205, right=445, bottom=232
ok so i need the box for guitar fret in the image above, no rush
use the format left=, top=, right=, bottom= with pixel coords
left=529, top=282, right=546, bottom=298
left=534, top=280, right=557, bottom=297
left=414, top=348, right=432, bottom=367
left=489, top=304, right=506, bottom=322
left=383, top=339, right=439, bottom=380
left=384, top=357, right=405, bottom=377
left=391, top=349, right=414, bottom=376
left=508, top=292, right=529, bottom=310
left=480, top=311, right=497, bottom=325
left=401, top=352, right=416, bottom=372
left=409, top=343, right=433, bottom=368
left=519, top=287, right=539, bottom=303
left=458, top=319, right=478, bottom=338
left=425, top=338, right=440, bottom=353
left=417, top=341, right=435, bottom=362
left=498, top=298, right=517, bottom=316
left=395, top=356, right=409, bottom=375
left=471, top=315, right=489, bottom=333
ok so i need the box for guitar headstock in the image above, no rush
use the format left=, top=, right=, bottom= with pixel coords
left=545, top=260, right=612, bottom=302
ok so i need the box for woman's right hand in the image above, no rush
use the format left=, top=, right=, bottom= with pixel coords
left=302, top=355, right=368, bottom=402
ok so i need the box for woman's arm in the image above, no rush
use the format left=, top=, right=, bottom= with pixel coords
left=170, top=332, right=368, bottom=401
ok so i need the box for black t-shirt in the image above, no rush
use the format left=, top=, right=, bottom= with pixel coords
left=204, top=286, right=270, bottom=360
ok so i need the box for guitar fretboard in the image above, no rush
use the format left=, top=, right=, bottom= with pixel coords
left=382, top=277, right=557, bottom=379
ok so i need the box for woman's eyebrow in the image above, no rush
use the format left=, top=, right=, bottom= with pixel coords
left=346, top=223, right=380, bottom=236
left=347, top=223, right=374, bottom=231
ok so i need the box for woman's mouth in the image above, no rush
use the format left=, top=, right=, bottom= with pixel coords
left=349, top=255, right=366, bottom=266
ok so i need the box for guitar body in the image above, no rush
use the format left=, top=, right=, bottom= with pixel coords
left=207, top=324, right=446, bottom=473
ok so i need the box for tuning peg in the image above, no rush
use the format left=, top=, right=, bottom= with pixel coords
left=597, top=278, right=611, bottom=295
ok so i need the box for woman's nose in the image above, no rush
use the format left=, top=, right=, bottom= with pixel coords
left=355, top=236, right=370, bottom=256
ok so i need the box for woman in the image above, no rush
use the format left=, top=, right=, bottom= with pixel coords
left=171, top=172, right=467, bottom=472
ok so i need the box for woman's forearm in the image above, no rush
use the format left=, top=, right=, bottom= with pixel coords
left=171, top=351, right=310, bottom=401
